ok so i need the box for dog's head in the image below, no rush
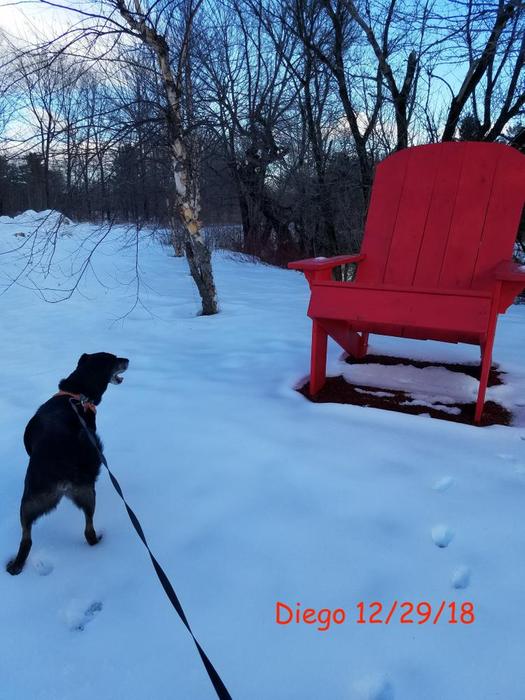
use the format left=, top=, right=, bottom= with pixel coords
left=78, top=353, right=129, bottom=385
left=59, top=353, right=129, bottom=404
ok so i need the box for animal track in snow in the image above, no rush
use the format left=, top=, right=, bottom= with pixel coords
left=432, top=476, right=454, bottom=492
left=495, top=453, right=525, bottom=475
left=431, top=525, right=454, bottom=548
left=32, top=558, right=54, bottom=576
left=352, top=674, right=394, bottom=700
left=514, top=464, right=525, bottom=476
left=451, top=565, right=471, bottom=590
left=62, top=600, right=103, bottom=631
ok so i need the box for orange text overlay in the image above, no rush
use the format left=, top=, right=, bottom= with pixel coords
left=275, top=601, right=475, bottom=631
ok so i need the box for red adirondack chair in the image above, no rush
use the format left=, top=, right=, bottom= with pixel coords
left=289, top=142, right=525, bottom=423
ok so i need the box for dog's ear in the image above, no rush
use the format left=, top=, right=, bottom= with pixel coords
left=77, top=353, right=89, bottom=366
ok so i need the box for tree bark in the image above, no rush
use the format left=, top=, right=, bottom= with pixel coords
left=115, top=0, right=218, bottom=315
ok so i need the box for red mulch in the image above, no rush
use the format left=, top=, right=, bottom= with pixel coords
left=298, top=355, right=512, bottom=427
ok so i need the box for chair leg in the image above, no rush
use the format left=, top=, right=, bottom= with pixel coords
left=343, top=330, right=369, bottom=359
left=310, top=320, right=328, bottom=395
left=475, top=333, right=496, bottom=424
left=357, top=332, right=369, bottom=359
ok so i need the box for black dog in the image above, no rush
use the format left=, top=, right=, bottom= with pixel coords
left=6, top=352, right=129, bottom=575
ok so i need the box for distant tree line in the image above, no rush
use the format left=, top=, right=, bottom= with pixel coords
left=0, top=145, right=240, bottom=225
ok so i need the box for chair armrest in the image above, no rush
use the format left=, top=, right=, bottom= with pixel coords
left=288, top=254, right=365, bottom=272
left=494, top=261, right=525, bottom=282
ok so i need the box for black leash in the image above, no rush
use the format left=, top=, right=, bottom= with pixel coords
left=69, top=398, right=232, bottom=700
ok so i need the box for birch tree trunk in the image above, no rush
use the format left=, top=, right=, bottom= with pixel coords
left=115, top=0, right=218, bottom=315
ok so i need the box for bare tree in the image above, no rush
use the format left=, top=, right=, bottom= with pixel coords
left=109, top=0, right=216, bottom=314
left=199, top=0, right=298, bottom=261
left=441, top=0, right=524, bottom=141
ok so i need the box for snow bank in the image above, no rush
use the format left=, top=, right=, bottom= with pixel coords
left=0, top=209, right=73, bottom=229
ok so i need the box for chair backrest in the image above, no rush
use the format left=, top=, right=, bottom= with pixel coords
left=356, top=142, right=525, bottom=291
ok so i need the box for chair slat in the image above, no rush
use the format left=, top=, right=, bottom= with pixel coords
left=383, top=145, right=442, bottom=286
left=473, top=147, right=525, bottom=289
left=438, top=143, right=501, bottom=289
left=413, top=144, right=465, bottom=287
left=356, top=150, right=410, bottom=285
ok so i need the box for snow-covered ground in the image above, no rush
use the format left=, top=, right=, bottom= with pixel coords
left=0, top=211, right=524, bottom=700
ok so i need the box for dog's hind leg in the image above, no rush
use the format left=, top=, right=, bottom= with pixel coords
left=71, top=486, right=101, bottom=546
left=6, top=492, right=61, bottom=575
